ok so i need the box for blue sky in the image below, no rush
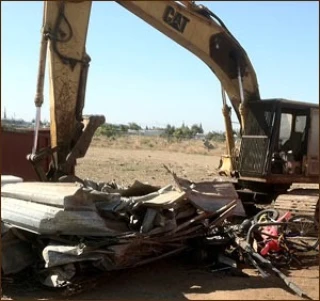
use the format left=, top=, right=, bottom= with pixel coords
left=1, top=1, right=319, bottom=132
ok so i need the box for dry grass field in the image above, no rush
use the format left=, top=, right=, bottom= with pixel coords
left=91, top=135, right=225, bottom=155
left=76, top=135, right=225, bottom=186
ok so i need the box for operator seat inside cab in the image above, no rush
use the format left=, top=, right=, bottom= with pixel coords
left=282, top=131, right=304, bottom=161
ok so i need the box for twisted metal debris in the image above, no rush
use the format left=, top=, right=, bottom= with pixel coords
left=1, top=167, right=318, bottom=299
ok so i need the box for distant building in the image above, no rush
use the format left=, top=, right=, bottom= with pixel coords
left=143, top=129, right=165, bottom=137
left=194, top=133, right=206, bottom=140
left=1, top=118, right=32, bottom=128
left=127, top=129, right=165, bottom=137
left=1, top=118, right=49, bottom=129
left=127, top=129, right=141, bottom=136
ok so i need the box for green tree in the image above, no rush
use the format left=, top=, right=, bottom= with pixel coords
left=181, top=124, right=193, bottom=139
left=98, top=123, right=118, bottom=137
left=191, top=123, right=204, bottom=137
left=162, top=124, right=175, bottom=138
left=173, top=127, right=184, bottom=140
left=119, top=124, right=129, bottom=133
left=205, top=131, right=225, bottom=142
left=128, top=122, right=142, bottom=131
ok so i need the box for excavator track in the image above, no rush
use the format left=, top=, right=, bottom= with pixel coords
left=235, top=184, right=319, bottom=224
left=272, top=189, right=319, bottom=219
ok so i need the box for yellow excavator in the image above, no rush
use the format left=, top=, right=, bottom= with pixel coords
left=27, top=1, right=319, bottom=220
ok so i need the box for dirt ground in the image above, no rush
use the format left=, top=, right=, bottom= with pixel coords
left=76, top=146, right=223, bottom=186
left=2, top=258, right=319, bottom=300
left=2, top=141, right=319, bottom=300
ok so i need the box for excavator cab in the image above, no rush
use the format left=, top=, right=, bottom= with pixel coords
left=237, top=99, right=319, bottom=186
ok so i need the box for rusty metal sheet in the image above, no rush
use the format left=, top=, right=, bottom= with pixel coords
left=187, top=190, right=246, bottom=216
left=177, top=179, right=245, bottom=216
left=190, top=181, right=239, bottom=198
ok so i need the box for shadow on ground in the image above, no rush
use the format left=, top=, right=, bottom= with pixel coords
left=3, top=255, right=317, bottom=301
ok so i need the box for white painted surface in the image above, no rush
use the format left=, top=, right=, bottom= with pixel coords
left=1, top=175, right=23, bottom=187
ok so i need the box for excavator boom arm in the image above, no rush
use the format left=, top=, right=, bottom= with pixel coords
left=42, top=1, right=92, bottom=174
left=40, top=1, right=260, bottom=176
left=117, top=1, right=260, bottom=117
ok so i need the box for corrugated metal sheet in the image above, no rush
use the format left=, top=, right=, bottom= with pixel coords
left=2, top=182, right=95, bottom=210
left=1, top=196, right=127, bottom=236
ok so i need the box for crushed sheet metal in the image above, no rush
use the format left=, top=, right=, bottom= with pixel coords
left=166, top=172, right=242, bottom=216
left=175, top=205, right=197, bottom=220
left=140, top=208, right=158, bottom=233
left=83, top=179, right=160, bottom=196
left=41, top=264, right=76, bottom=288
left=173, top=177, right=245, bottom=216
left=1, top=174, right=316, bottom=297
left=131, top=185, right=186, bottom=207
left=116, top=180, right=160, bottom=197
left=1, top=182, right=95, bottom=210
left=187, top=190, right=246, bottom=216
left=1, top=197, right=127, bottom=236
left=190, top=181, right=239, bottom=198
left=95, top=198, right=129, bottom=220
left=1, top=176, right=249, bottom=289
left=42, top=244, right=114, bottom=268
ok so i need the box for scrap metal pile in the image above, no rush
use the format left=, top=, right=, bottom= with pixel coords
left=1, top=168, right=318, bottom=298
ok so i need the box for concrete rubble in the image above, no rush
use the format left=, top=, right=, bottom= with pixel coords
left=1, top=169, right=318, bottom=298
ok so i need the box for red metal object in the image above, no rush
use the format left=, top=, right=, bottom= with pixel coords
left=1, top=127, right=51, bottom=181
left=259, top=211, right=292, bottom=256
